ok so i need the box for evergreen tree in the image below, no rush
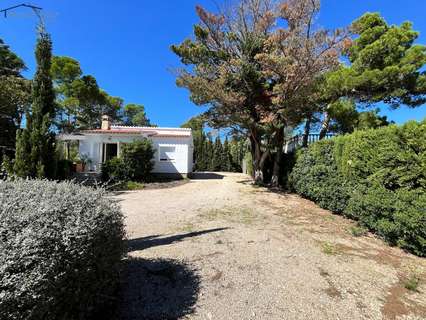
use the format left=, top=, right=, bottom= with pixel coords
left=211, top=136, right=223, bottom=171
left=13, top=32, right=56, bottom=178
left=229, top=137, right=246, bottom=172
left=222, top=138, right=232, bottom=172
left=205, top=137, right=214, bottom=171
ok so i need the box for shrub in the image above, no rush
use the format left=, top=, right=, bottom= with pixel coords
left=289, top=140, right=352, bottom=213
left=0, top=179, right=125, bottom=320
left=102, top=157, right=128, bottom=182
left=287, top=120, right=426, bottom=256
left=56, top=159, right=73, bottom=180
left=339, top=121, right=426, bottom=190
left=121, top=139, right=155, bottom=181
left=102, top=139, right=155, bottom=182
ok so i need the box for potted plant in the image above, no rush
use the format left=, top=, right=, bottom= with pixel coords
left=75, top=154, right=92, bottom=173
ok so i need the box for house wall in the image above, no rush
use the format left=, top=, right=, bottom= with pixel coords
left=79, top=134, right=193, bottom=174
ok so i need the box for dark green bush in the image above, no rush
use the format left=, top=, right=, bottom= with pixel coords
left=102, top=139, right=155, bottom=182
left=339, top=121, right=426, bottom=190
left=56, top=159, right=73, bottom=180
left=102, top=157, right=128, bottom=182
left=287, top=120, right=426, bottom=256
left=121, top=139, right=155, bottom=181
left=289, top=140, right=351, bottom=214
left=0, top=180, right=125, bottom=320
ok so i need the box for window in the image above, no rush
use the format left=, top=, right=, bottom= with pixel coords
left=159, top=146, right=176, bottom=161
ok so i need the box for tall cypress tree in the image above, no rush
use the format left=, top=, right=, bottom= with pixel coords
left=14, top=32, right=56, bottom=178
left=211, top=136, right=223, bottom=171
left=222, top=137, right=232, bottom=172
left=205, top=137, right=214, bottom=171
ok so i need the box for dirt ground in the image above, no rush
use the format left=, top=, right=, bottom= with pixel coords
left=113, top=172, right=426, bottom=320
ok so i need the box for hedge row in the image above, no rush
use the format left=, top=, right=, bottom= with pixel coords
left=0, top=180, right=125, bottom=320
left=289, top=120, right=426, bottom=256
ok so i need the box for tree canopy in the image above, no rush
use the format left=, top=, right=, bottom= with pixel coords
left=173, top=1, right=426, bottom=185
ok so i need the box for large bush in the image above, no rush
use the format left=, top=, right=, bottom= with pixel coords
left=288, top=120, right=426, bottom=256
left=0, top=180, right=125, bottom=320
left=289, top=140, right=352, bottom=214
left=102, top=139, right=155, bottom=182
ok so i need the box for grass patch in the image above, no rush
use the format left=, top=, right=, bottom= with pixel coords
left=123, top=181, right=145, bottom=190
left=404, top=274, right=420, bottom=292
left=322, top=242, right=338, bottom=255
left=349, top=225, right=368, bottom=237
left=200, top=206, right=255, bottom=224
left=324, top=215, right=336, bottom=221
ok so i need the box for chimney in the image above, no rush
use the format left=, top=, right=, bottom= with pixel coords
left=101, top=115, right=111, bottom=130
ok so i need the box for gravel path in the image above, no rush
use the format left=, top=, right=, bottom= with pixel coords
left=114, top=172, right=426, bottom=320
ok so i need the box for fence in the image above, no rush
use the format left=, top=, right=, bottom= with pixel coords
left=284, top=133, right=335, bottom=154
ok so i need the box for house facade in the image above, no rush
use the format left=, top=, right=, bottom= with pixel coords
left=59, top=116, right=193, bottom=177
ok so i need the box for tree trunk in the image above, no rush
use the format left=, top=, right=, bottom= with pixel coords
left=271, top=127, right=284, bottom=187
left=302, top=116, right=312, bottom=147
left=319, top=106, right=331, bottom=140
left=250, top=126, right=267, bottom=185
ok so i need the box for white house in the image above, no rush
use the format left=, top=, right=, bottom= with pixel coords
left=59, top=116, right=193, bottom=177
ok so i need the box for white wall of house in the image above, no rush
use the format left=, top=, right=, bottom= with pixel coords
left=78, top=133, right=193, bottom=174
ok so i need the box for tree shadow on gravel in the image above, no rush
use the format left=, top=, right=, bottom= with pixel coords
left=127, top=228, right=228, bottom=252
left=113, top=257, right=200, bottom=320
left=190, top=172, right=224, bottom=180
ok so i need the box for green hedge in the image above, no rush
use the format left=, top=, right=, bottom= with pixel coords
left=289, top=120, right=426, bottom=256
left=0, top=180, right=125, bottom=320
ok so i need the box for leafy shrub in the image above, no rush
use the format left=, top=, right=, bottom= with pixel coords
left=0, top=179, right=125, bottom=320
left=289, top=140, right=352, bottom=213
left=339, top=121, right=426, bottom=190
left=287, top=120, right=426, bottom=256
left=121, top=139, right=155, bottom=181
left=102, top=157, right=128, bottom=182
left=102, top=139, right=155, bottom=182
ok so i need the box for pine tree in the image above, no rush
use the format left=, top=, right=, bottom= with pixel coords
left=13, top=32, right=56, bottom=178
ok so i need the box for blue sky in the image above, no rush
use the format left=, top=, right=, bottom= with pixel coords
left=1, top=0, right=425, bottom=127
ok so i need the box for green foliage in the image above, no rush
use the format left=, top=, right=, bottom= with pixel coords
left=121, top=139, right=155, bottom=181
left=349, top=225, right=368, bottom=237
left=102, top=139, right=155, bottom=182
left=404, top=274, right=420, bottom=292
left=338, top=13, right=426, bottom=107
left=124, top=180, right=145, bottom=190
left=0, top=179, right=125, bottom=320
left=0, top=38, right=26, bottom=77
left=12, top=33, right=57, bottom=179
left=211, top=137, right=224, bottom=171
left=0, top=39, right=31, bottom=162
left=56, top=159, right=73, bottom=180
left=288, top=121, right=426, bottom=256
left=101, top=157, right=127, bottom=182
left=289, top=140, right=352, bottom=213
left=244, top=152, right=254, bottom=177
left=339, top=121, right=426, bottom=190
left=123, top=103, right=151, bottom=126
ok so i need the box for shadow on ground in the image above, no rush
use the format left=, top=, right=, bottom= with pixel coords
left=190, top=172, right=224, bottom=180
left=128, top=228, right=228, bottom=252
left=114, top=258, right=200, bottom=320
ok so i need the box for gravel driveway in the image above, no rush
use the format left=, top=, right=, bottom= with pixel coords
left=114, top=172, right=426, bottom=320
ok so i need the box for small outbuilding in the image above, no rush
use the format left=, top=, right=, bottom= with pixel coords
left=59, top=116, right=193, bottom=178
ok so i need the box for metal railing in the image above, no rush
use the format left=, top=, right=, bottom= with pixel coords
left=284, top=133, right=335, bottom=154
